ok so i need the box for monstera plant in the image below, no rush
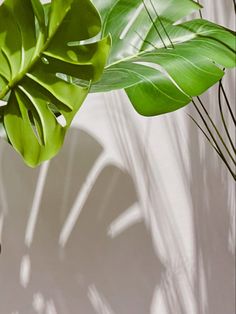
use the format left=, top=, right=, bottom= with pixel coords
left=0, top=0, right=110, bottom=166
left=0, top=0, right=235, bottom=167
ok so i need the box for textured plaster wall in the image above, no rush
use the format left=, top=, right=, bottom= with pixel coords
left=0, top=0, right=235, bottom=313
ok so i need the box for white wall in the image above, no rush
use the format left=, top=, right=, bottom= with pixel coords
left=0, top=0, right=235, bottom=313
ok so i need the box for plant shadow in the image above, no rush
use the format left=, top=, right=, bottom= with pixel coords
left=0, top=127, right=164, bottom=314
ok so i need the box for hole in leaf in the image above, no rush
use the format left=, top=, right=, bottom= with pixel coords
left=56, top=73, right=90, bottom=88
left=56, top=115, right=67, bottom=127
left=55, top=73, right=69, bottom=82
left=47, top=103, right=67, bottom=128
left=41, top=56, right=49, bottom=65
left=67, top=33, right=100, bottom=46
left=47, top=102, right=61, bottom=116
left=27, top=110, right=43, bottom=145
left=0, top=100, right=7, bottom=107
left=71, top=77, right=90, bottom=88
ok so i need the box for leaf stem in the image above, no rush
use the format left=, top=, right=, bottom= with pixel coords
left=218, top=80, right=236, bottom=154
left=219, top=80, right=236, bottom=126
left=196, top=0, right=203, bottom=18
left=142, top=0, right=167, bottom=49
left=149, top=0, right=174, bottom=48
left=192, top=99, right=236, bottom=180
left=233, top=0, right=236, bottom=14
left=197, top=96, right=236, bottom=166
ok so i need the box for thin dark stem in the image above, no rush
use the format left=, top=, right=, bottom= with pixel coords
left=192, top=100, right=236, bottom=180
left=142, top=0, right=167, bottom=48
left=218, top=81, right=236, bottom=154
left=149, top=0, right=175, bottom=48
left=191, top=0, right=235, bottom=178
left=196, top=0, right=203, bottom=18
left=219, top=80, right=236, bottom=126
left=188, top=114, right=221, bottom=154
left=134, top=31, right=158, bottom=50
left=130, top=43, right=141, bottom=52
left=197, top=96, right=236, bottom=166
left=233, top=0, right=236, bottom=14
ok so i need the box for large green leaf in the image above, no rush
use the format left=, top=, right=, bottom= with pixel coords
left=91, top=0, right=236, bottom=116
left=0, top=0, right=110, bottom=166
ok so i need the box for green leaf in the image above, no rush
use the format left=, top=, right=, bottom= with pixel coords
left=0, top=0, right=110, bottom=166
left=91, top=0, right=236, bottom=116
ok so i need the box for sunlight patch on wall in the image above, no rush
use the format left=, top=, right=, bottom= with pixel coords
left=59, top=153, right=108, bottom=247
left=25, top=161, right=50, bottom=248
left=88, top=284, right=115, bottom=314
left=20, top=255, right=31, bottom=288
left=107, top=203, right=142, bottom=238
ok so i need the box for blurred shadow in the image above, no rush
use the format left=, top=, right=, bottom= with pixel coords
left=164, top=106, right=235, bottom=314
left=188, top=95, right=235, bottom=314
left=0, top=128, right=164, bottom=314
left=103, top=91, right=197, bottom=314
left=103, top=79, right=235, bottom=314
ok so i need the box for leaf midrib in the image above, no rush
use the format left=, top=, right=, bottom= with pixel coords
left=0, top=3, right=71, bottom=100
left=104, top=29, right=234, bottom=72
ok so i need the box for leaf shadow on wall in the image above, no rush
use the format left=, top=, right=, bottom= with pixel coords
left=108, top=82, right=235, bottom=314
left=0, top=128, right=165, bottom=314
left=188, top=95, right=235, bottom=314
left=167, top=89, right=235, bottom=314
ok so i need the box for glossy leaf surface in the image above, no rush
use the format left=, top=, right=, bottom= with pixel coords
left=91, top=0, right=236, bottom=116
left=0, top=0, right=110, bottom=166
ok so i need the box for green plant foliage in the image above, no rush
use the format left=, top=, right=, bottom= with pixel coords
left=91, top=0, right=236, bottom=116
left=0, top=0, right=235, bottom=167
left=0, top=0, right=110, bottom=166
